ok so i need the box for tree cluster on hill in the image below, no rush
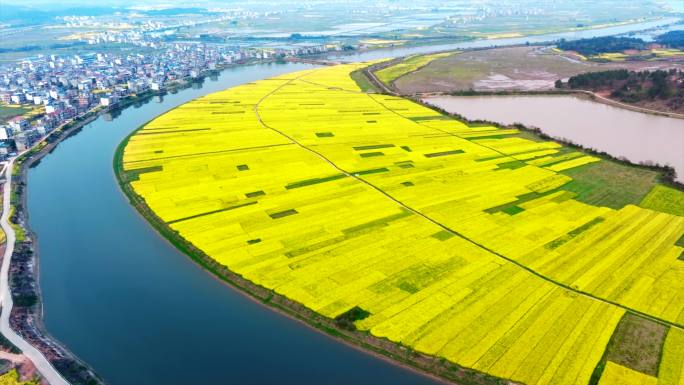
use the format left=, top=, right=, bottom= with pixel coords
left=557, top=69, right=684, bottom=111
left=556, top=36, right=647, bottom=55
left=565, top=69, right=631, bottom=88
left=656, top=30, right=684, bottom=49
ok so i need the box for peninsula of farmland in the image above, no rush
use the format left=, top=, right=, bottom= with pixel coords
left=117, top=63, right=684, bottom=385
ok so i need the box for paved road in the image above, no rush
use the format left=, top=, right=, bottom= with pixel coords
left=0, top=157, right=70, bottom=385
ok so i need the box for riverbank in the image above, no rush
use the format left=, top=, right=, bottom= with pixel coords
left=114, top=63, right=684, bottom=385
left=417, top=89, right=684, bottom=119
left=0, top=56, right=296, bottom=384
left=8, top=107, right=109, bottom=385
left=368, top=44, right=684, bottom=119
left=14, top=18, right=680, bottom=378
left=413, top=94, right=683, bottom=190
left=113, top=121, right=511, bottom=385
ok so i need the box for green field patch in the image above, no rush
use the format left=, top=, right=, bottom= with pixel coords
left=124, top=165, right=163, bottom=182
left=408, top=116, right=452, bottom=121
left=363, top=112, right=381, bottom=115
left=476, top=155, right=503, bottom=162
left=352, top=167, right=390, bottom=176
left=285, top=235, right=346, bottom=258
left=501, top=206, right=525, bottom=216
left=315, top=132, right=334, bottom=137
left=353, top=144, right=395, bottom=151
left=592, top=313, right=669, bottom=380
left=284, top=210, right=411, bottom=258
left=639, top=185, right=684, bottom=217
left=400, top=145, right=412, bottom=152
left=350, top=69, right=377, bottom=93
left=677, top=234, right=684, bottom=248
left=395, top=160, right=414, bottom=165
left=245, top=190, right=266, bottom=198
left=496, top=160, right=526, bottom=170
left=484, top=190, right=548, bottom=215
left=366, top=120, right=377, bottom=123
left=431, top=230, right=455, bottom=241
left=335, top=306, right=371, bottom=331
left=285, top=174, right=347, bottom=189
left=211, top=110, right=245, bottom=114
left=374, top=256, right=466, bottom=296
left=535, top=152, right=585, bottom=167
left=545, top=217, right=605, bottom=250
left=562, top=161, right=658, bottom=209
left=462, top=132, right=516, bottom=139
left=360, top=151, right=385, bottom=158
left=269, top=209, right=299, bottom=219
left=550, top=190, right=577, bottom=203
left=397, top=281, right=420, bottom=294
left=342, top=209, right=413, bottom=235
left=168, top=201, right=258, bottom=225
left=424, top=149, right=464, bottom=158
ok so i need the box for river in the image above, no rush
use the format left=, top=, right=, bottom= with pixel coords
left=27, top=18, right=682, bottom=385
left=423, top=95, right=684, bottom=182
left=29, top=62, right=441, bottom=385
left=330, top=17, right=681, bottom=62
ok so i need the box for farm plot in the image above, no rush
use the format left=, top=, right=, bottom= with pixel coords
left=120, top=62, right=684, bottom=385
left=375, top=52, right=454, bottom=86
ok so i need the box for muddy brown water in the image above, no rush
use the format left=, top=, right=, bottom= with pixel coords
left=424, top=95, right=684, bottom=182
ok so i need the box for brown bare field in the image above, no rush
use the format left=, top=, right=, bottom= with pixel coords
left=393, top=46, right=684, bottom=94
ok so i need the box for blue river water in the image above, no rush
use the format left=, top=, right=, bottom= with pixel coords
left=27, top=17, right=680, bottom=385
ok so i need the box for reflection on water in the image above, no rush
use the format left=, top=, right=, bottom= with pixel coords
left=425, top=95, right=684, bottom=181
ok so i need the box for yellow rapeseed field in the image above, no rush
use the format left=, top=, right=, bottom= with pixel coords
left=121, top=63, right=684, bottom=385
left=598, top=362, right=657, bottom=385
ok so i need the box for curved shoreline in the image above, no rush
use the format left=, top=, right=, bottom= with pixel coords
left=416, top=89, right=684, bottom=120
left=0, top=156, right=69, bottom=385
left=0, top=107, right=107, bottom=384
left=113, top=64, right=684, bottom=385
left=112, top=116, right=510, bottom=385
left=9, top=110, right=109, bottom=385
left=11, top=17, right=681, bottom=381
left=412, top=95, right=682, bottom=190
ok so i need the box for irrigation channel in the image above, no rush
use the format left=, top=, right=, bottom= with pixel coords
left=26, top=18, right=680, bottom=385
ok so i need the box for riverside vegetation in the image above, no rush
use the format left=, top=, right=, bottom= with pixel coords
left=556, top=69, right=684, bottom=113
left=117, top=62, right=684, bottom=385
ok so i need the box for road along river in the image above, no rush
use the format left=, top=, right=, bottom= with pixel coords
left=26, top=18, right=681, bottom=385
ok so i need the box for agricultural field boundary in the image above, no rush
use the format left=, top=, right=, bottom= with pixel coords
left=115, top=63, right=684, bottom=385
left=259, top=72, right=684, bottom=331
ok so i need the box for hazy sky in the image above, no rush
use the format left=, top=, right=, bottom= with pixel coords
left=1, top=0, right=238, bottom=8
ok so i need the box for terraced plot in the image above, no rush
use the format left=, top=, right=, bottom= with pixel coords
left=118, top=63, right=684, bottom=385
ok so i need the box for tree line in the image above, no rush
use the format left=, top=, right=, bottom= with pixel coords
left=556, top=69, right=684, bottom=107
left=556, top=30, right=684, bottom=56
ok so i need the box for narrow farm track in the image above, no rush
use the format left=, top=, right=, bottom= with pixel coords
left=256, top=69, right=684, bottom=331
left=0, top=158, right=70, bottom=385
